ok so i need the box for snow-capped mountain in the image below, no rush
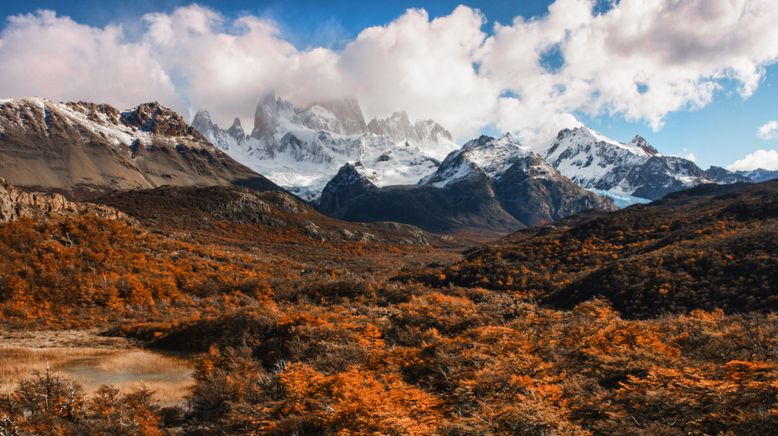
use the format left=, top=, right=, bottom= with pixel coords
left=544, top=127, right=712, bottom=201
left=318, top=160, right=522, bottom=234
left=703, top=166, right=751, bottom=185
left=192, top=111, right=245, bottom=152
left=367, top=111, right=454, bottom=158
left=318, top=162, right=378, bottom=213
left=0, top=97, right=275, bottom=199
left=421, top=133, right=534, bottom=186
left=318, top=133, right=616, bottom=233
left=193, top=94, right=457, bottom=200
left=735, top=168, right=778, bottom=183
left=422, top=133, right=616, bottom=224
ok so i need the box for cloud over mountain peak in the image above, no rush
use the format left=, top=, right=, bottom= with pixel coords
left=1, top=1, right=777, bottom=147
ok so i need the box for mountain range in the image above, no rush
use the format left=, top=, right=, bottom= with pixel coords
left=0, top=95, right=776, bottom=236
left=194, top=95, right=776, bottom=211
left=193, top=94, right=457, bottom=200
left=543, top=127, right=752, bottom=203
left=0, top=97, right=276, bottom=199
left=319, top=133, right=615, bottom=233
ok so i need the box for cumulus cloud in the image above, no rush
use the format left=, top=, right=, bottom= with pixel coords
left=339, top=6, right=499, bottom=137
left=0, top=10, right=179, bottom=111
left=140, top=5, right=345, bottom=132
left=678, top=149, right=697, bottom=162
left=1, top=1, right=777, bottom=145
left=727, top=149, right=778, bottom=171
left=756, top=121, right=778, bottom=140
left=482, top=0, right=778, bottom=144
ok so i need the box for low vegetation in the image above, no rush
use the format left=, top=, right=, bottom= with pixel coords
left=4, top=298, right=776, bottom=434
left=0, top=182, right=776, bottom=434
left=1, top=369, right=170, bottom=435
left=414, top=182, right=778, bottom=318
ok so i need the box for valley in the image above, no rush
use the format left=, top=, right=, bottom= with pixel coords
left=2, top=0, right=778, bottom=433
left=0, top=174, right=775, bottom=434
left=0, top=97, right=775, bottom=434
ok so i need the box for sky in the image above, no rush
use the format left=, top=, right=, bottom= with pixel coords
left=0, top=0, right=777, bottom=170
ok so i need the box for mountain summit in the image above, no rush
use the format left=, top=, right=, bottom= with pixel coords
left=0, top=97, right=276, bottom=199
left=545, top=127, right=711, bottom=201
left=422, top=133, right=616, bottom=225
left=318, top=132, right=616, bottom=233
left=193, top=94, right=457, bottom=200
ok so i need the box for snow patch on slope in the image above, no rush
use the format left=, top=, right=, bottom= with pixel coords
left=2, top=97, right=210, bottom=154
left=196, top=95, right=457, bottom=200
left=421, top=133, right=553, bottom=187
left=544, top=126, right=711, bottom=200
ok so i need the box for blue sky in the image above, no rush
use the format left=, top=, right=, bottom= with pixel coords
left=580, top=65, right=778, bottom=169
left=0, top=1, right=556, bottom=45
left=1, top=0, right=776, bottom=170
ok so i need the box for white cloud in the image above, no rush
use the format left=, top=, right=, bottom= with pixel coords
left=140, top=6, right=346, bottom=134
left=1, top=1, right=777, bottom=146
left=757, top=120, right=778, bottom=140
left=727, top=149, right=778, bottom=171
left=482, top=0, right=778, bottom=146
left=679, top=149, right=697, bottom=162
left=0, top=10, right=179, bottom=111
left=338, top=6, right=499, bottom=138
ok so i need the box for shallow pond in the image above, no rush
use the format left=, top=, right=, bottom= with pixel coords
left=0, top=329, right=194, bottom=406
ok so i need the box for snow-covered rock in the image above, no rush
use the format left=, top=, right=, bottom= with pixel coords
left=318, top=132, right=615, bottom=232
left=367, top=111, right=453, bottom=151
left=703, top=166, right=751, bottom=185
left=0, top=97, right=273, bottom=199
left=421, top=133, right=533, bottom=186
left=192, top=111, right=244, bottom=151
left=735, top=168, right=778, bottom=183
left=194, top=94, right=458, bottom=200
left=318, top=131, right=621, bottom=233
left=544, top=127, right=712, bottom=200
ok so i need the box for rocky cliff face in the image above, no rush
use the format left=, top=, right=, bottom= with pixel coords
left=313, top=98, right=368, bottom=135
left=194, top=94, right=457, bottom=200
left=626, top=156, right=710, bottom=200
left=192, top=111, right=245, bottom=151
left=318, top=133, right=615, bottom=233
left=545, top=127, right=711, bottom=201
left=0, top=97, right=277, bottom=199
left=736, top=168, right=778, bottom=183
left=0, top=178, right=132, bottom=224
left=367, top=111, right=453, bottom=145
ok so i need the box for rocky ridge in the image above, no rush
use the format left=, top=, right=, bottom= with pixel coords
left=542, top=127, right=748, bottom=202
left=318, top=133, right=616, bottom=233
left=0, top=178, right=133, bottom=224
left=0, top=97, right=277, bottom=199
left=193, top=94, right=457, bottom=200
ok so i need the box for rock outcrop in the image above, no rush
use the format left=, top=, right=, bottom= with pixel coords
left=0, top=178, right=133, bottom=224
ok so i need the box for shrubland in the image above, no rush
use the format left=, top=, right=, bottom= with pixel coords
left=1, top=182, right=776, bottom=434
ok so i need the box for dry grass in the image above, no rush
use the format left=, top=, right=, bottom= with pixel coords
left=0, top=330, right=194, bottom=406
left=0, top=328, right=134, bottom=349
